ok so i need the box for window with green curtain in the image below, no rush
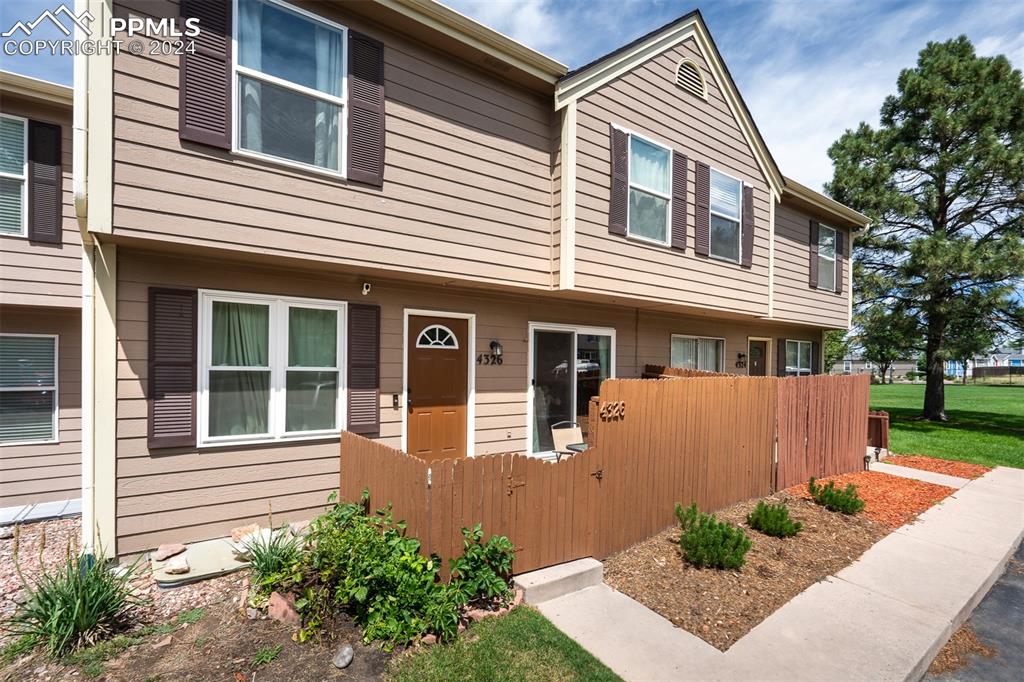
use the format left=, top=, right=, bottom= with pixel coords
left=0, top=115, right=26, bottom=236
left=208, top=301, right=270, bottom=437
left=0, top=335, right=56, bottom=443
left=286, top=306, right=338, bottom=432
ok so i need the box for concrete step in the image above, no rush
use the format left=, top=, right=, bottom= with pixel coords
left=514, top=558, right=603, bottom=604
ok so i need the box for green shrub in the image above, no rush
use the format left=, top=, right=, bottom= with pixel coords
left=675, top=503, right=751, bottom=570
left=746, top=501, right=802, bottom=537
left=448, top=524, right=514, bottom=609
left=808, top=477, right=866, bottom=514
left=7, top=539, right=147, bottom=657
left=247, top=527, right=304, bottom=594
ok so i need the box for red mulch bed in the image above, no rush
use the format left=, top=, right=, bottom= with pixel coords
left=786, top=470, right=955, bottom=528
left=885, top=454, right=991, bottom=480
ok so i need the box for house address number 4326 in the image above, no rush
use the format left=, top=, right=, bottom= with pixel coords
left=599, top=401, right=626, bottom=420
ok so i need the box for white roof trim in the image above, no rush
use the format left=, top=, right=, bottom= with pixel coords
left=554, top=18, right=783, bottom=197
left=0, top=70, right=72, bottom=106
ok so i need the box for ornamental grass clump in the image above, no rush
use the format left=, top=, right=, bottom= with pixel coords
left=6, top=525, right=147, bottom=658
left=746, top=501, right=802, bottom=538
left=675, top=503, right=751, bottom=570
left=808, top=477, right=865, bottom=515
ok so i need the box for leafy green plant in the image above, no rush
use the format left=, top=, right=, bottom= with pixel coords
left=246, top=527, right=304, bottom=594
left=808, top=477, right=866, bottom=514
left=448, top=524, right=514, bottom=609
left=6, top=530, right=147, bottom=658
left=746, top=501, right=802, bottom=538
left=252, top=644, right=283, bottom=666
left=675, top=503, right=751, bottom=570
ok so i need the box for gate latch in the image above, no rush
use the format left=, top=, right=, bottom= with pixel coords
left=507, top=476, right=526, bottom=495
left=590, top=469, right=603, bottom=481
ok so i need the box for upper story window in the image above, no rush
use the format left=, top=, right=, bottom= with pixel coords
left=235, top=0, right=347, bottom=174
left=198, top=290, right=345, bottom=445
left=709, top=168, right=742, bottom=263
left=0, top=114, right=27, bottom=237
left=786, top=340, right=813, bottom=377
left=627, top=134, right=672, bottom=245
left=817, top=224, right=837, bottom=292
left=0, top=334, right=58, bottom=445
left=671, top=334, right=724, bottom=372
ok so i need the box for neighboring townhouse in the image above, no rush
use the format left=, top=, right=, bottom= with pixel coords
left=947, top=346, right=1024, bottom=377
left=0, top=72, right=80, bottom=512
left=834, top=355, right=918, bottom=380
left=75, top=0, right=868, bottom=556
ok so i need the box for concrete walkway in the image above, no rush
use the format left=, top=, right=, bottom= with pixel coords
left=538, top=466, right=1024, bottom=682
left=0, top=498, right=81, bottom=525
left=871, top=460, right=970, bottom=489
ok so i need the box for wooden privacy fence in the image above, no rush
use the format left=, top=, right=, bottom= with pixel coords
left=339, top=374, right=869, bottom=575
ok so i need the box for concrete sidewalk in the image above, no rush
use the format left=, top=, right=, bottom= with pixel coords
left=870, top=461, right=970, bottom=489
left=537, top=466, right=1024, bottom=682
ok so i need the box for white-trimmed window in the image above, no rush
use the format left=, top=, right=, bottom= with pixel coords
left=0, top=334, right=58, bottom=444
left=709, top=168, right=742, bottom=263
left=233, top=0, right=347, bottom=174
left=786, top=340, right=813, bottom=377
left=416, top=325, right=458, bottom=349
left=817, top=224, right=837, bottom=292
left=671, top=335, right=724, bottom=372
left=627, top=133, right=672, bottom=245
left=198, top=291, right=345, bottom=445
left=0, top=114, right=27, bottom=237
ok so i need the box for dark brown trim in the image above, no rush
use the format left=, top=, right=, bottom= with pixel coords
left=179, top=0, right=232, bottom=149
left=148, top=287, right=198, bottom=449
left=694, top=161, right=710, bottom=256
left=740, top=185, right=754, bottom=268
left=808, top=219, right=820, bottom=288
left=26, top=120, right=62, bottom=244
left=347, top=31, right=386, bottom=187
left=670, top=151, right=687, bottom=251
left=609, top=125, right=628, bottom=237
left=347, top=303, right=381, bottom=436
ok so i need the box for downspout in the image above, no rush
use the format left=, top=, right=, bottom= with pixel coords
left=73, top=0, right=94, bottom=556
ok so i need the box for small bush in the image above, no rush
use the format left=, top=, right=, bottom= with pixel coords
left=7, top=533, right=147, bottom=657
left=448, top=524, right=514, bottom=609
left=746, top=501, right=802, bottom=537
left=252, top=644, right=283, bottom=666
left=247, top=527, right=304, bottom=594
left=808, top=477, right=865, bottom=515
left=675, top=503, right=751, bottom=570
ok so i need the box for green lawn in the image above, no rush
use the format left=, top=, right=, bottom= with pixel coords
left=388, top=607, right=620, bottom=682
left=870, top=383, right=1024, bottom=468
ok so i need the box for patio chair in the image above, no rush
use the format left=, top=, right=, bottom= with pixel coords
left=550, top=421, right=587, bottom=462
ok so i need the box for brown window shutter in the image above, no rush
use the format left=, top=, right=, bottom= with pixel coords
left=27, top=121, right=62, bottom=244
left=179, top=0, right=232, bottom=149
left=694, top=161, right=710, bottom=256
left=347, top=303, right=380, bottom=436
left=835, top=229, right=845, bottom=294
left=148, top=288, right=197, bottom=449
left=609, top=125, right=628, bottom=236
left=740, top=185, right=754, bottom=268
left=347, top=32, right=386, bottom=186
left=776, top=338, right=788, bottom=377
left=670, top=151, right=687, bottom=251
left=808, top=220, right=820, bottom=288
left=811, top=341, right=821, bottom=375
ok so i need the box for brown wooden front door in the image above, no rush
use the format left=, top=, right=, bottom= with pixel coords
left=748, top=340, right=768, bottom=376
left=407, top=316, right=469, bottom=461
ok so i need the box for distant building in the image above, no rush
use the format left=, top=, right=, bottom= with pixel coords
left=832, top=355, right=918, bottom=381
left=947, top=346, right=1024, bottom=378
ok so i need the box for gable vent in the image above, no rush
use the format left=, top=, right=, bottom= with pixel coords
left=675, top=58, right=707, bottom=99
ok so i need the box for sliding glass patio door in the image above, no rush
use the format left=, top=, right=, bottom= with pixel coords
left=529, top=324, right=615, bottom=453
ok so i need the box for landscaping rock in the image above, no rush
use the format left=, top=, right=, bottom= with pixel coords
left=289, top=520, right=310, bottom=537
left=420, top=634, right=437, bottom=646
left=230, top=523, right=260, bottom=543
left=246, top=607, right=261, bottom=620
left=163, top=556, right=190, bottom=575
left=0, top=526, right=13, bottom=540
left=512, top=588, right=524, bottom=608
left=152, top=636, right=173, bottom=650
left=268, top=591, right=299, bottom=627
left=332, top=643, right=354, bottom=669
left=153, top=543, right=187, bottom=561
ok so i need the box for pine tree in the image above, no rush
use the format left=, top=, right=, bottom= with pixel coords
left=827, top=37, right=1024, bottom=419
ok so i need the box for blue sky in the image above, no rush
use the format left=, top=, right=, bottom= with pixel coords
left=2, top=0, right=1022, bottom=189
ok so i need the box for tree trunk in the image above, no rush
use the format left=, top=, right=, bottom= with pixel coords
left=962, top=357, right=969, bottom=385
left=923, top=317, right=947, bottom=420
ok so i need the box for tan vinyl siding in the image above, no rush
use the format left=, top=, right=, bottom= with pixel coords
left=115, top=248, right=830, bottom=554
left=0, top=307, right=81, bottom=507
left=0, top=95, right=79, bottom=308
left=773, top=201, right=851, bottom=328
left=572, top=38, right=771, bottom=315
left=110, top=0, right=556, bottom=291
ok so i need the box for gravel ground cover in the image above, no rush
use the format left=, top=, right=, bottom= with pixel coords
left=885, top=454, right=991, bottom=480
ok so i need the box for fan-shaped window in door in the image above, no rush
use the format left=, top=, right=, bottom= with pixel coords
left=416, top=324, right=459, bottom=349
